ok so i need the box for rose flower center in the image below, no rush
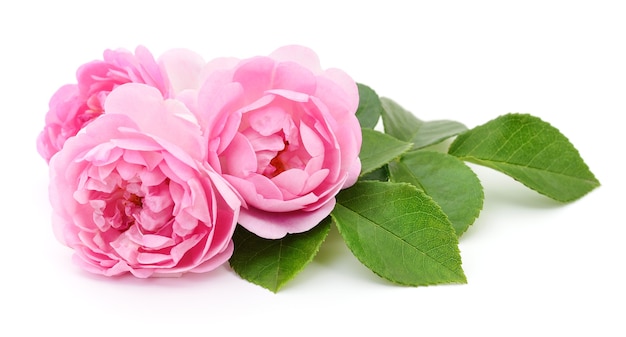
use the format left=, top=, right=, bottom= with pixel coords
left=84, top=165, right=174, bottom=235
left=101, top=189, right=145, bottom=232
left=268, top=141, right=289, bottom=177
left=126, top=193, right=143, bottom=208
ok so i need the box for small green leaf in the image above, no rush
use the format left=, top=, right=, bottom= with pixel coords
left=332, top=181, right=466, bottom=286
left=356, top=83, right=383, bottom=129
left=229, top=219, right=331, bottom=293
left=381, top=97, right=468, bottom=149
left=389, top=151, right=483, bottom=236
left=360, top=128, right=413, bottom=176
left=448, top=113, right=600, bottom=202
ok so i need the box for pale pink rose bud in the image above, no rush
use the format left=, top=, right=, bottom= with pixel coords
left=49, top=83, right=240, bottom=277
left=195, top=45, right=362, bottom=239
left=37, top=46, right=206, bottom=162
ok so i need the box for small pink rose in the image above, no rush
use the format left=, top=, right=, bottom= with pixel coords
left=195, top=45, right=362, bottom=239
left=49, top=83, right=240, bottom=277
left=37, top=46, right=206, bottom=162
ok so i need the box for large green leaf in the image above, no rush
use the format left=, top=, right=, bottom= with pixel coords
left=359, top=128, right=413, bottom=176
left=448, top=113, right=600, bottom=202
left=229, top=219, right=331, bottom=292
left=381, top=97, right=468, bottom=149
left=355, top=83, right=383, bottom=129
left=332, top=181, right=466, bottom=286
left=389, top=151, right=483, bottom=236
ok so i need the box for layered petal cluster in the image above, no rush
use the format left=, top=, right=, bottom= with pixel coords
left=42, top=45, right=363, bottom=277
left=49, top=84, right=240, bottom=277
left=195, top=45, right=362, bottom=239
left=37, top=46, right=205, bottom=162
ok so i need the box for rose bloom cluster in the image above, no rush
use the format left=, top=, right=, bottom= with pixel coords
left=38, top=45, right=362, bottom=277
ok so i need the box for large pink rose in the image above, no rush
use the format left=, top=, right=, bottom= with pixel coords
left=37, top=46, right=205, bottom=162
left=49, top=83, right=240, bottom=277
left=195, top=45, right=362, bottom=239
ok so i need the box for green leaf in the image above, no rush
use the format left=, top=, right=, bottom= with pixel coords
left=359, top=164, right=390, bottom=182
left=359, top=128, right=413, bottom=176
left=448, top=113, right=600, bottom=202
left=381, top=97, right=468, bottom=149
left=332, top=181, right=466, bottom=286
left=229, top=219, right=331, bottom=293
left=356, top=83, right=383, bottom=129
left=389, top=151, right=483, bottom=236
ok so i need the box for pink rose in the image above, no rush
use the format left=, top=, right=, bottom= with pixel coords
left=37, top=46, right=206, bottom=162
left=195, top=45, right=362, bottom=239
left=49, top=83, right=240, bottom=277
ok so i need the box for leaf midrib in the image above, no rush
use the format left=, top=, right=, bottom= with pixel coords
left=459, top=156, right=599, bottom=184
left=333, top=202, right=463, bottom=277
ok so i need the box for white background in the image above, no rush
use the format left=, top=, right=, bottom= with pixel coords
left=1, top=1, right=623, bottom=336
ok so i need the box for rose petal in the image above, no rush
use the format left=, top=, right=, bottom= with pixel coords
left=299, top=122, right=324, bottom=157
left=137, top=252, right=172, bottom=264
left=303, top=168, right=329, bottom=195
left=266, top=89, right=310, bottom=102
left=269, top=45, right=322, bottom=74
left=186, top=178, right=211, bottom=223
left=139, top=169, right=167, bottom=187
left=238, top=199, right=336, bottom=239
left=272, top=61, right=317, bottom=94
left=272, top=169, right=308, bottom=196
left=104, top=83, right=205, bottom=161
left=187, top=241, right=234, bottom=273
left=242, top=128, right=285, bottom=152
left=232, top=57, right=275, bottom=99
left=343, top=158, right=361, bottom=189
left=247, top=105, right=288, bottom=136
left=158, top=48, right=206, bottom=94
left=115, top=161, right=141, bottom=180
left=170, top=234, right=203, bottom=263
left=221, top=133, right=257, bottom=177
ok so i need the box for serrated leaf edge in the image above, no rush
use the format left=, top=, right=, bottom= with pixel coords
left=390, top=151, right=485, bottom=237
left=333, top=181, right=467, bottom=286
left=449, top=113, right=600, bottom=202
left=456, top=156, right=600, bottom=202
